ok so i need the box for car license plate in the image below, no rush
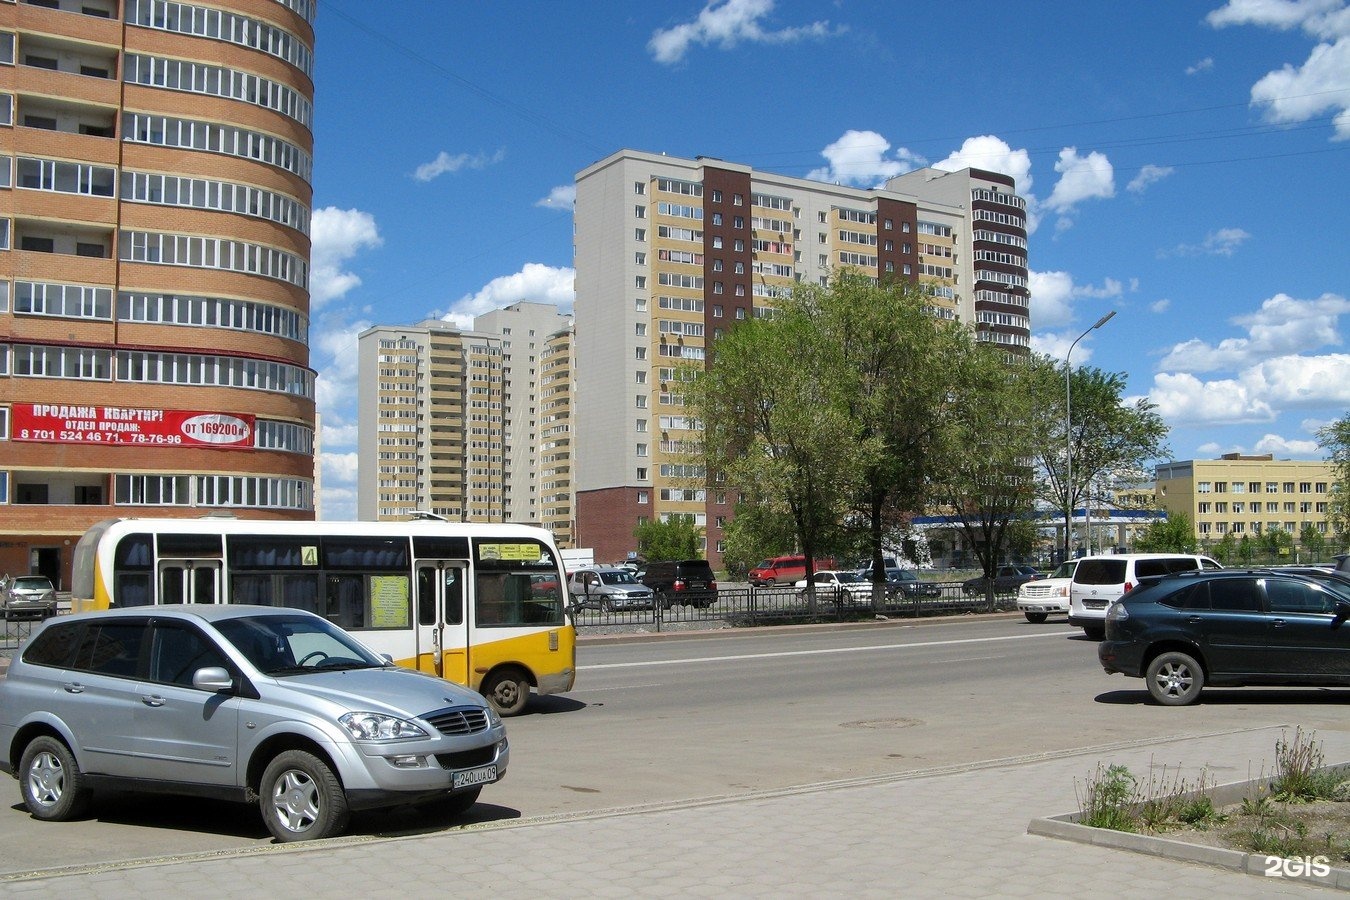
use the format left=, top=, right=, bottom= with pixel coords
left=453, top=765, right=496, bottom=789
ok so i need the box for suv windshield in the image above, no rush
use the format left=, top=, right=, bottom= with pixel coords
left=1050, top=562, right=1076, bottom=579
left=599, top=571, right=638, bottom=585
left=215, top=614, right=385, bottom=676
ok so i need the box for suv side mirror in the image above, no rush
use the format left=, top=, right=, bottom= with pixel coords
left=192, top=666, right=235, bottom=693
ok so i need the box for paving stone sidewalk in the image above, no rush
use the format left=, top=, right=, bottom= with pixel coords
left=3, top=724, right=1347, bottom=897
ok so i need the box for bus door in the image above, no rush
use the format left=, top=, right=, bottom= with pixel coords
left=415, top=561, right=469, bottom=683
left=158, top=559, right=222, bottom=605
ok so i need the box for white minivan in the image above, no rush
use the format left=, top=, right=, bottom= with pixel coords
left=1068, top=553, right=1221, bottom=638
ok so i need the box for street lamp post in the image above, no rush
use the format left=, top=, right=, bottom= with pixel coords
left=1064, top=310, right=1116, bottom=561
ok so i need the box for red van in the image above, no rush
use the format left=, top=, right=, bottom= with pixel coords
left=748, top=555, right=833, bottom=586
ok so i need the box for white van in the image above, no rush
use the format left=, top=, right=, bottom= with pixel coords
left=1068, top=553, right=1221, bottom=638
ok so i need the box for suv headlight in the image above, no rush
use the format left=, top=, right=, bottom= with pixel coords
left=339, top=712, right=429, bottom=741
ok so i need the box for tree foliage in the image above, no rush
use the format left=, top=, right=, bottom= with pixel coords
left=1026, top=356, right=1170, bottom=557
left=633, top=515, right=703, bottom=562
left=927, top=345, right=1040, bottom=609
left=1132, top=513, right=1198, bottom=553
left=685, top=303, right=876, bottom=609
left=1317, top=416, right=1350, bottom=547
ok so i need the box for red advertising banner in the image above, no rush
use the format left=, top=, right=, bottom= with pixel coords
left=11, top=403, right=256, bottom=449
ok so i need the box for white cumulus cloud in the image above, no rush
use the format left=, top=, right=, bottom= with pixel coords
left=806, top=130, right=926, bottom=186
left=1158, top=292, right=1350, bottom=372
left=309, top=208, right=382, bottom=308
left=536, top=185, right=576, bottom=211
left=1186, top=56, right=1215, bottom=74
left=932, top=135, right=1034, bottom=194
left=648, top=0, right=840, bottom=65
left=1159, top=227, right=1253, bottom=258
left=438, top=263, right=576, bottom=329
left=1208, top=0, right=1350, bottom=139
left=1127, top=164, right=1175, bottom=193
left=413, top=149, right=506, bottom=183
left=1044, top=147, right=1115, bottom=214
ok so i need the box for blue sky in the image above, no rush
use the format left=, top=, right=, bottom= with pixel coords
left=307, top=0, right=1350, bottom=519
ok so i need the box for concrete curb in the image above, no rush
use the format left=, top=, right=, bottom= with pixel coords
left=1028, top=771, right=1350, bottom=891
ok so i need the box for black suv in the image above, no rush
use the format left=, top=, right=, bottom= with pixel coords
left=1099, top=568, right=1350, bottom=705
left=640, top=560, right=718, bottom=609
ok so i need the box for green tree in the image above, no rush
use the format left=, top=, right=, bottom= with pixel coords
left=1132, top=513, right=1198, bottom=553
left=1317, top=416, right=1350, bottom=547
left=686, top=307, right=876, bottom=612
left=783, top=271, right=965, bottom=606
left=1026, top=356, right=1170, bottom=561
left=1212, top=531, right=1238, bottom=564
left=719, top=501, right=797, bottom=579
left=1299, top=523, right=1327, bottom=562
left=633, top=515, right=703, bottom=562
left=928, top=344, right=1040, bottom=611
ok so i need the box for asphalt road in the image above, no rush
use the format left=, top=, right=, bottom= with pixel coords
left=3, top=613, right=1349, bottom=876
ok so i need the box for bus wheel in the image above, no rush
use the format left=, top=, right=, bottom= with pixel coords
left=482, top=668, right=530, bottom=716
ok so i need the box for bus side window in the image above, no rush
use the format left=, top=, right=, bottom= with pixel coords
left=417, top=568, right=436, bottom=626
left=326, top=575, right=365, bottom=629
left=444, top=569, right=463, bottom=625
left=117, top=573, right=152, bottom=607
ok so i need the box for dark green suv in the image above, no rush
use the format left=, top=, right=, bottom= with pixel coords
left=1099, top=569, right=1350, bottom=705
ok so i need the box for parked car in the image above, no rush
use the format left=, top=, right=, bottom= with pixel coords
left=567, top=567, right=655, bottom=612
left=640, top=559, right=718, bottom=609
left=1, top=575, right=57, bottom=620
left=880, top=568, right=941, bottom=600
left=1069, top=553, right=1221, bottom=639
left=962, top=565, right=1042, bottom=597
left=1016, top=560, right=1078, bottom=623
left=1099, top=568, right=1350, bottom=705
left=750, top=555, right=820, bottom=587
left=796, top=570, right=873, bottom=603
left=0, top=605, right=508, bottom=841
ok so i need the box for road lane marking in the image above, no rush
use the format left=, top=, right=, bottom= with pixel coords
left=583, top=631, right=1066, bottom=670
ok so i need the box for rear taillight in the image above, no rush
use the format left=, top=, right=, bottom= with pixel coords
left=1123, top=581, right=1134, bottom=594
left=675, top=579, right=686, bottom=591
left=710, top=580, right=717, bottom=590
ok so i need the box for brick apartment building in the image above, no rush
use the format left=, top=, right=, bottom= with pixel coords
left=0, top=0, right=317, bottom=589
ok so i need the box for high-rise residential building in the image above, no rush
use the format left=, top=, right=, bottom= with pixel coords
left=1155, top=454, right=1334, bottom=545
left=0, top=0, right=317, bottom=589
left=538, top=320, right=574, bottom=546
left=572, top=149, right=1029, bottom=567
left=357, top=301, right=571, bottom=526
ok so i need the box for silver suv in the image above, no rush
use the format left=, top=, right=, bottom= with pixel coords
left=0, top=605, right=508, bottom=842
left=567, top=567, right=655, bottom=612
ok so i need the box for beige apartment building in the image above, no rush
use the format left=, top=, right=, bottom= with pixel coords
left=356, top=302, right=572, bottom=529
left=1155, top=453, right=1333, bottom=545
left=0, top=0, right=317, bottom=589
left=572, top=149, right=1030, bottom=567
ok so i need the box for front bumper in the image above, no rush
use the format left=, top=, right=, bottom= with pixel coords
left=340, top=729, right=510, bottom=811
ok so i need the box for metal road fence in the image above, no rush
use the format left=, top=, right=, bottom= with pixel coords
left=570, top=581, right=1018, bottom=632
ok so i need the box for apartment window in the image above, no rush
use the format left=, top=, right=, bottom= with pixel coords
left=1214, top=481, right=1227, bottom=492
left=1197, top=482, right=1212, bottom=493
left=1282, top=482, right=1294, bottom=492
left=1300, top=482, right=1312, bottom=493
left=1215, top=502, right=1228, bottom=513
left=1267, top=482, right=1279, bottom=493
left=635, top=297, right=647, bottom=312
left=634, top=275, right=645, bottom=289
left=1233, top=502, right=1245, bottom=514
left=734, top=240, right=744, bottom=251
left=733, top=194, right=743, bottom=206
left=634, top=347, right=646, bottom=360
left=636, top=419, right=646, bottom=433
left=734, top=216, right=744, bottom=229
left=1317, top=482, right=1328, bottom=492
left=634, top=181, right=645, bottom=195
left=712, top=236, right=723, bottom=249
left=1198, top=502, right=1211, bottom=514
left=634, top=205, right=645, bottom=219
left=711, top=213, right=722, bottom=226
left=634, top=252, right=646, bottom=266
left=1231, top=482, right=1245, bottom=493
left=710, top=189, right=722, bottom=203
left=634, top=323, right=646, bottom=336
left=21, top=236, right=54, bottom=253
left=713, top=305, right=723, bottom=318
left=712, top=259, right=722, bottom=272
left=637, top=491, right=648, bottom=504
left=818, top=211, right=827, bottom=224
left=635, top=370, right=647, bottom=384
left=1249, top=482, right=1261, bottom=493
left=635, top=395, right=647, bottom=408
left=735, top=307, right=746, bottom=320
left=636, top=443, right=647, bottom=457
left=0, top=31, right=12, bottom=66
left=635, top=228, right=645, bottom=242
left=883, top=219, right=893, bottom=230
